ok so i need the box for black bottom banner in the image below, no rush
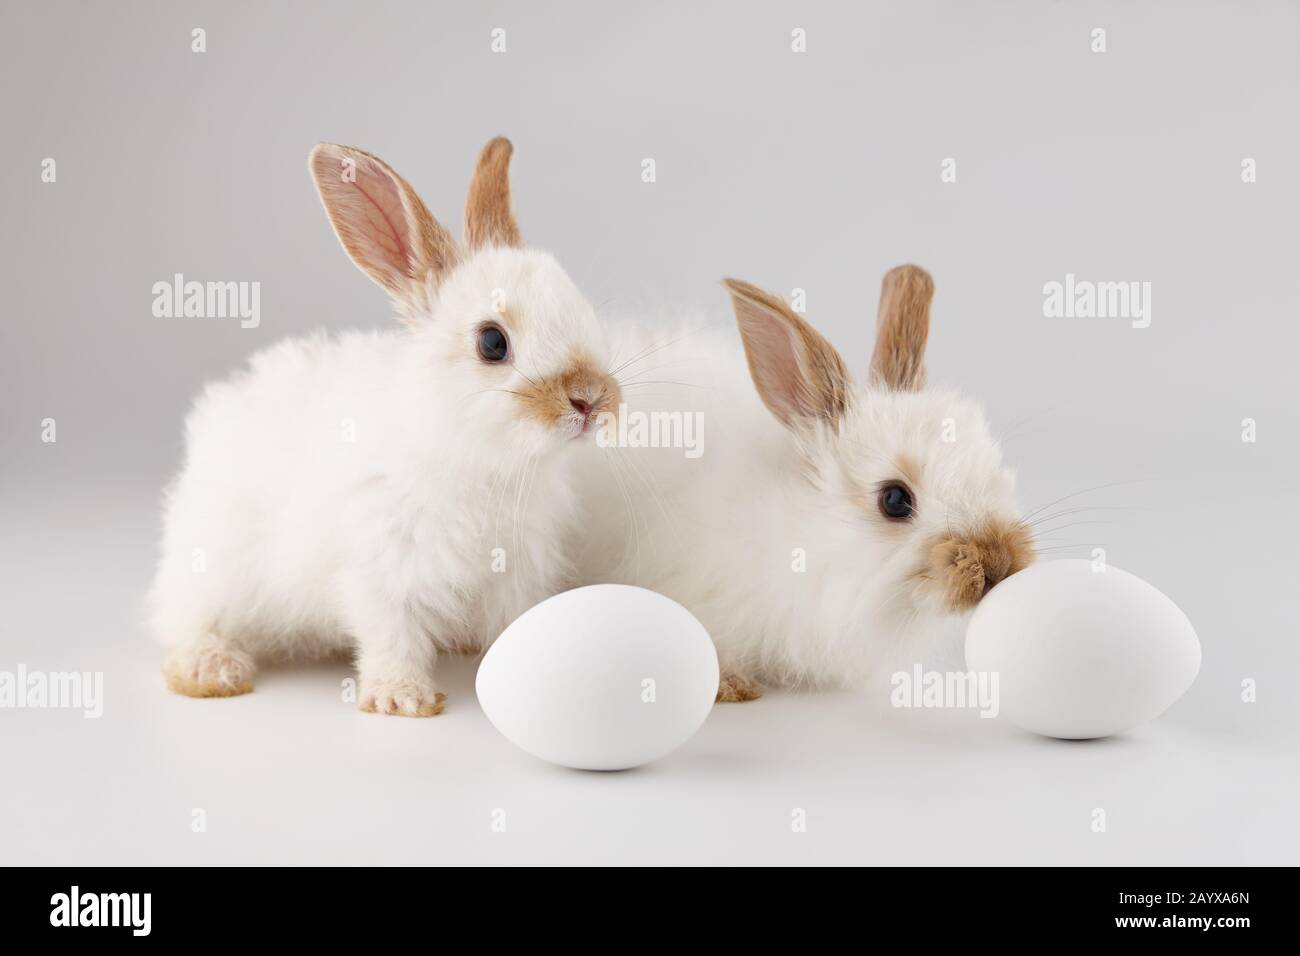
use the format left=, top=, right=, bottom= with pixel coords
left=0, top=866, right=1278, bottom=941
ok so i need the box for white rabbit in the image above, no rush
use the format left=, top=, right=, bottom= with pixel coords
left=148, top=138, right=621, bottom=715
left=578, top=266, right=1033, bottom=701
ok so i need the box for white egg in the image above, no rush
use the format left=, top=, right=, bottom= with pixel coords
left=476, top=584, right=719, bottom=770
left=965, top=559, right=1200, bottom=739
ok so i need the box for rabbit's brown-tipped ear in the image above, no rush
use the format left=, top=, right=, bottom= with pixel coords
left=725, top=278, right=851, bottom=431
left=870, top=264, right=933, bottom=391
left=309, top=144, right=459, bottom=316
left=464, top=136, right=522, bottom=252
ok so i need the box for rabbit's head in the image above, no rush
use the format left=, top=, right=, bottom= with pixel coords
left=725, top=266, right=1033, bottom=623
left=310, top=138, right=620, bottom=454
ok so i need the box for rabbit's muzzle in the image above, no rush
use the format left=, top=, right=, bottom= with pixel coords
left=927, top=520, right=1034, bottom=612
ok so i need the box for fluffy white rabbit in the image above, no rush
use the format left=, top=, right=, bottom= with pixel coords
left=148, top=138, right=621, bottom=715
left=578, top=266, right=1033, bottom=701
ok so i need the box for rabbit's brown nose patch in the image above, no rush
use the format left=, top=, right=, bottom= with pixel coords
left=515, top=351, right=621, bottom=430
left=929, top=520, right=1034, bottom=611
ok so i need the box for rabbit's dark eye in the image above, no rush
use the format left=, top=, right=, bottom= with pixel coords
left=878, top=483, right=914, bottom=520
left=476, top=324, right=510, bottom=363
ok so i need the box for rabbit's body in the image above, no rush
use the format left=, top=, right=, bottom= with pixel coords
left=150, top=328, right=574, bottom=663
left=150, top=140, right=620, bottom=715
left=580, top=270, right=1033, bottom=698
left=580, top=323, right=953, bottom=689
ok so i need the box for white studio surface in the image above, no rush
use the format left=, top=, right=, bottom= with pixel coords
left=476, top=585, right=719, bottom=770
left=966, top=560, right=1202, bottom=740
left=2, top=484, right=1294, bottom=866
left=0, top=482, right=1295, bottom=865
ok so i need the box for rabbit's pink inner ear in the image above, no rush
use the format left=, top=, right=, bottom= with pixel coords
left=725, top=278, right=850, bottom=431
left=309, top=144, right=458, bottom=308
left=870, top=264, right=933, bottom=392
left=464, top=136, right=522, bottom=251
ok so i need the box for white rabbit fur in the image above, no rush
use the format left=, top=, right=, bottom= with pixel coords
left=576, top=270, right=1033, bottom=699
left=148, top=139, right=620, bottom=715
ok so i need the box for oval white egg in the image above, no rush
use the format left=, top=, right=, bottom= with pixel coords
left=476, top=584, right=719, bottom=770
left=965, top=559, right=1200, bottom=739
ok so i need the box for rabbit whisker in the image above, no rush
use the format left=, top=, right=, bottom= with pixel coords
left=608, top=325, right=710, bottom=379
left=1019, top=478, right=1159, bottom=524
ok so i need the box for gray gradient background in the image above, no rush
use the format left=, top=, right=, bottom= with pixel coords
left=2, top=0, right=1297, bottom=865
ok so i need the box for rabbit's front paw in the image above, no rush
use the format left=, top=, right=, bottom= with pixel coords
left=716, top=674, right=763, bottom=703
left=359, top=676, right=446, bottom=717
left=163, top=638, right=255, bottom=698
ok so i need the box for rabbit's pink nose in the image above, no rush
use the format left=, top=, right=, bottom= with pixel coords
left=569, top=397, right=592, bottom=416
